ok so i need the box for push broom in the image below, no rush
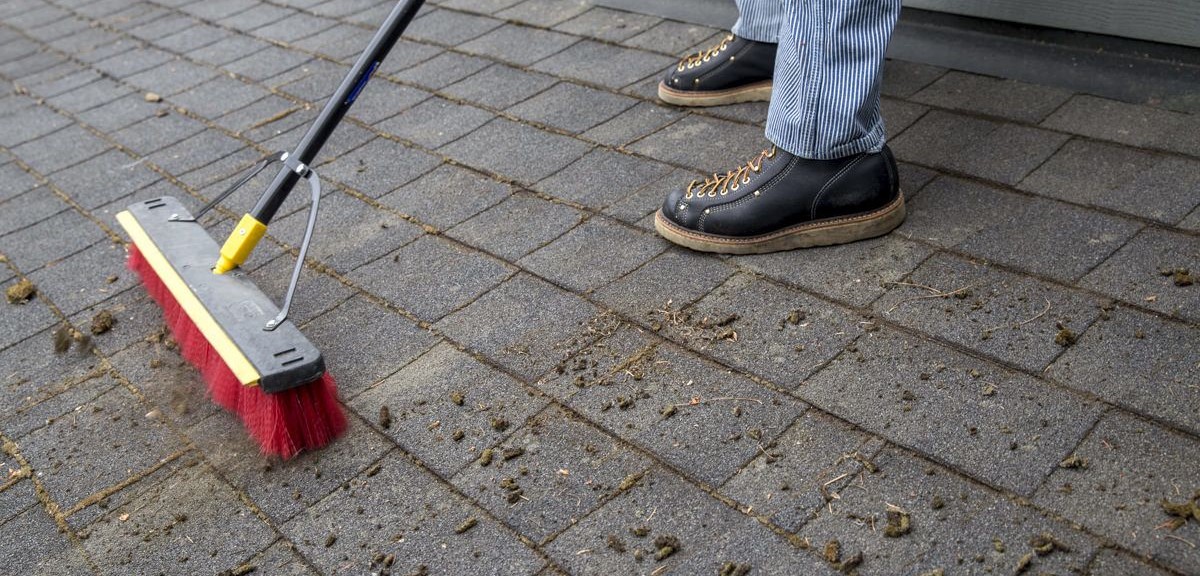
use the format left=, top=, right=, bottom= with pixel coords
left=116, top=0, right=426, bottom=457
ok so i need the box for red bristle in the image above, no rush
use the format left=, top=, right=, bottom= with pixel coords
left=127, top=246, right=346, bottom=458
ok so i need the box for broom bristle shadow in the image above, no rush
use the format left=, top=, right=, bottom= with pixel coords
left=128, top=246, right=346, bottom=458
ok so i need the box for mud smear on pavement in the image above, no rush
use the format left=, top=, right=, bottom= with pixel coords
left=6, top=278, right=36, bottom=303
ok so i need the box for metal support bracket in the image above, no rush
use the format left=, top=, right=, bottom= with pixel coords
left=263, top=162, right=321, bottom=332
left=169, top=151, right=288, bottom=223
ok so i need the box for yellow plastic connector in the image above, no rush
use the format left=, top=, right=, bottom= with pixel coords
left=214, top=214, right=267, bottom=274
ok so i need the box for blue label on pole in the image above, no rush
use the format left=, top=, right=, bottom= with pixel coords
left=346, top=61, right=380, bottom=105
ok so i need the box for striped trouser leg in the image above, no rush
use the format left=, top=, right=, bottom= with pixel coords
left=765, top=0, right=901, bottom=160
left=731, top=0, right=785, bottom=43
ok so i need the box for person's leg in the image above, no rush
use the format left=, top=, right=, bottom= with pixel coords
left=655, top=0, right=905, bottom=254
left=767, top=0, right=900, bottom=159
left=656, top=0, right=783, bottom=107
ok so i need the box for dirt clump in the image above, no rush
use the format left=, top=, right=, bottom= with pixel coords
left=606, top=534, right=626, bottom=553
left=884, top=508, right=912, bottom=537
left=1058, top=454, right=1088, bottom=469
left=90, top=310, right=116, bottom=335
left=720, top=562, right=752, bottom=576
left=1053, top=323, right=1077, bottom=347
left=1161, top=490, right=1200, bottom=529
left=378, top=405, right=392, bottom=429
left=6, top=278, right=36, bottom=303
left=454, top=517, right=478, bottom=534
left=653, top=534, right=680, bottom=561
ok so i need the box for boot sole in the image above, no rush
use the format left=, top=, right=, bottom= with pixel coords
left=657, top=80, right=772, bottom=107
left=654, top=194, right=906, bottom=254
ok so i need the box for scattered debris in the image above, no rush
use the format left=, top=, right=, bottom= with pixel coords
left=917, top=570, right=944, bottom=576
left=660, top=405, right=677, bottom=419
left=144, top=92, right=162, bottom=102
left=630, top=526, right=650, bottom=538
left=490, top=417, right=509, bottom=432
left=479, top=448, right=493, bottom=467
left=378, top=405, right=392, bottom=429
left=53, top=325, right=73, bottom=354
left=449, top=391, right=465, bottom=406
left=1161, top=490, right=1200, bottom=529
left=365, top=463, right=382, bottom=477
left=1054, top=323, right=1077, bottom=347
left=836, top=551, right=863, bottom=574
left=884, top=508, right=912, bottom=538
left=323, top=532, right=337, bottom=547
left=90, top=310, right=116, bottom=335
left=930, top=495, right=944, bottom=510
left=1014, top=552, right=1035, bottom=574
left=6, top=278, right=36, bottom=304
left=501, top=447, right=524, bottom=461
left=719, top=562, right=752, bottom=576
left=1030, top=532, right=1069, bottom=556
left=1173, top=269, right=1194, bottom=287
left=618, top=473, right=641, bottom=491
left=454, top=517, right=478, bottom=534
left=1058, top=455, right=1088, bottom=470
left=451, top=429, right=464, bottom=442
left=653, top=534, right=680, bottom=561
left=823, top=540, right=841, bottom=564
left=606, top=534, right=626, bottom=553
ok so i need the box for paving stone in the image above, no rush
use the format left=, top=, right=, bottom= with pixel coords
left=496, top=0, right=589, bottom=27
left=0, top=325, right=101, bottom=425
left=1042, top=94, right=1200, bottom=157
left=1, top=372, right=118, bottom=444
left=734, top=234, right=934, bottom=309
left=346, top=78, right=429, bottom=126
left=881, top=58, right=947, bottom=98
left=79, top=460, right=276, bottom=575
left=28, top=69, right=105, bottom=102
left=1034, top=412, right=1200, bottom=574
left=508, top=82, right=636, bottom=135
left=19, top=383, right=182, bottom=510
left=124, top=58, right=218, bottom=96
left=111, top=112, right=206, bottom=156
left=315, top=138, right=439, bottom=198
left=441, top=118, right=593, bottom=185
left=275, top=59, right=349, bottom=102
left=593, top=247, right=733, bottom=319
left=896, top=161, right=939, bottom=198
left=0, top=209, right=108, bottom=272
left=107, top=337, right=223, bottom=430
left=378, top=163, right=511, bottom=229
left=270, top=189, right=424, bottom=273
left=435, top=273, right=603, bottom=380
left=243, top=249, right=357, bottom=325
left=213, top=94, right=301, bottom=134
left=190, top=35, right=271, bottom=66
left=28, top=241, right=136, bottom=317
left=662, top=272, right=864, bottom=388
left=1049, top=307, right=1200, bottom=435
left=913, top=70, right=1073, bottom=123
left=880, top=97, right=927, bottom=138
left=351, top=235, right=514, bottom=321
left=533, top=39, right=674, bottom=90
left=282, top=450, right=545, bottom=575
left=875, top=252, right=1104, bottom=372
left=405, top=7, right=504, bottom=46
left=91, top=46, right=175, bottom=79
left=45, top=77, right=129, bottom=114
left=1087, top=548, right=1173, bottom=576
left=170, top=75, right=270, bottom=120
left=629, top=114, right=768, bottom=172
left=224, top=46, right=313, bottom=81
left=0, top=157, right=39, bottom=202
left=1019, top=139, right=1200, bottom=225
left=580, top=101, right=684, bottom=148
left=177, top=0, right=257, bottom=20
left=64, top=285, right=163, bottom=358
left=301, top=295, right=439, bottom=395
left=572, top=338, right=805, bottom=486
left=74, top=37, right=137, bottom=65
left=308, top=0, right=378, bottom=18
left=535, top=148, right=671, bottom=209
left=0, top=506, right=93, bottom=575
left=440, top=0, right=526, bottom=15
left=351, top=341, right=548, bottom=476
left=374, top=39, right=443, bottom=78
left=264, top=116, right=375, bottom=165
left=0, top=480, right=36, bottom=525
left=520, top=217, right=666, bottom=293
left=623, top=20, right=721, bottom=55
left=720, top=411, right=883, bottom=532
left=451, top=404, right=651, bottom=542
left=806, top=327, right=1102, bottom=495
left=289, top=24, right=365, bottom=61
left=147, top=130, right=246, bottom=175
left=445, top=192, right=584, bottom=260
left=192, top=409, right=392, bottom=524
left=0, top=187, right=69, bottom=237
left=390, top=50, right=491, bottom=90
left=12, top=125, right=110, bottom=176
left=459, top=23, right=577, bottom=67
left=442, top=63, right=557, bottom=110
left=547, top=467, right=838, bottom=575
left=232, top=540, right=319, bottom=576
left=800, top=446, right=1097, bottom=575
left=703, top=100, right=770, bottom=125
left=891, top=110, right=1070, bottom=185
left=554, top=7, right=661, bottom=43
left=1080, top=227, right=1200, bottom=323
left=253, top=11, right=335, bottom=43
left=217, top=3, right=296, bottom=31
left=375, top=96, right=494, bottom=149
left=602, top=166, right=694, bottom=225
left=75, top=92, right=163, bottom=133
left=155, top=23, right=232, bottom=53
left=126, top=13, right=195, bottom=41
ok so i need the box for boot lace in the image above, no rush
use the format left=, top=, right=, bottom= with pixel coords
left=677, top=34, right=735, bottom=71
left=685, top=146, right=777, bottom=199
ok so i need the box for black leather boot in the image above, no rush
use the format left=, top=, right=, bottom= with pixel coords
left=654, top=146, right=905, bottom=254
left=658, top=34, right=776, bottom=107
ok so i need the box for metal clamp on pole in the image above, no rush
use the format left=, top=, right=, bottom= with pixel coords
left=263, top=164, right=321, bottom=332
